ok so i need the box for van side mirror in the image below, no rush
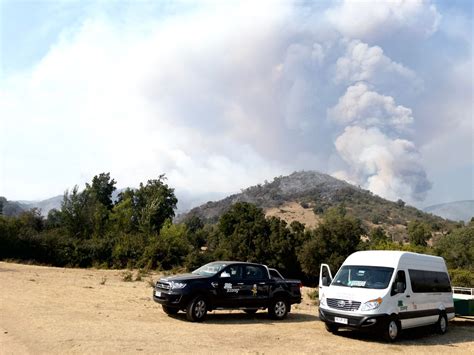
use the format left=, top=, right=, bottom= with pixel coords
left=322, top=276, right=330, bottom=287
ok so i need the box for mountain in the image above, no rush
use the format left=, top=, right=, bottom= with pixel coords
left=179, top=171, right=456, bottom=241
left=424, top=200, right=474, bottom=223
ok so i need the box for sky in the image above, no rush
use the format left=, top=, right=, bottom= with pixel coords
left=0, top=0, right=472, bottom=211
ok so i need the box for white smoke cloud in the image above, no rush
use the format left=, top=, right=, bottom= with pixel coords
left=326, top=0, right=441, bottom=41
left=334, top=40, right=421, bottom=92
left=1, top=0, right=469, bottom=207
left=334, top=126, right=431, bottom=202
left=328, top=83, right=413, bottom=131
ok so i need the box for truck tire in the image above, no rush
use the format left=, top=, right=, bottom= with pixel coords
left=268, top=297, right=289, bottom=320
left=162, top=305, right=179, bottom=315
left=435, top=313, right=448, bottom=334
left=186, top=295, right=207, bottom=322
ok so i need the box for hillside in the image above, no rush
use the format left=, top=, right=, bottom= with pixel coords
left=424, top=200, right=474, bottom=223
left=180, top=171, right=456, bottom=241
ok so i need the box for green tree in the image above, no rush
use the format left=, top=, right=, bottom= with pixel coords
left=0, top=196, right=6, bottom=215
left=218, top=202, right=270, bottom=262
left=86, top=172, right=116, bottom=210
left=298, top=207, right=363, bottom=275
left=407, top=220, right=431, bottom=246
left=435, top=225, right=474, bottom=270
left=135, top=175, right=178, bottom=234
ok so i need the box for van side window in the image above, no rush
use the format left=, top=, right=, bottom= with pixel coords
left=391, top=270, right=406, bottom=295
left=408, top=269, right=452, bottom=293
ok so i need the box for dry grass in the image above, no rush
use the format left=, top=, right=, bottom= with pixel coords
left=1, top=262, right=473, bottom=354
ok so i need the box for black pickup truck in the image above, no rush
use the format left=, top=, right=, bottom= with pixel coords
left=153, top=261, right=302, bottom=322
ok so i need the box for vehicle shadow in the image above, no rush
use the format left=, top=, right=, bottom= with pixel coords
left=331, top=321, right=474, bottom=346
left=169, top=310, right=319, bottom=324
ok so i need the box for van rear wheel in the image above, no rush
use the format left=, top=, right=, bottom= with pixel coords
left=435, top=313, right=448, bottom=334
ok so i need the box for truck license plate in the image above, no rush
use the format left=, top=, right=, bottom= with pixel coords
left=155, top=291, right=161, bottom=297
left=335, top=317, right=348, bottom=325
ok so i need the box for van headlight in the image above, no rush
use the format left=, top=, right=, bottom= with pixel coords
left=360, top=297, right=382, bottom=311
left=320, top=294, right=327, bottom=307
left=169, top=281, right=187, bottom=290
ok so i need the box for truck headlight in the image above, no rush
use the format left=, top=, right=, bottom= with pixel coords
left=169, top=281, right=187, bottom=290
left=360, top=297, right=382, bottom=311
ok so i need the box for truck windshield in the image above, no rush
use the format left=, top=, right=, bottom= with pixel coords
left=332, top=265, right=394, bottom=289
left=192, top=262, right=227, bottom=276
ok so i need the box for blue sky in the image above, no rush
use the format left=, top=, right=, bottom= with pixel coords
left=0, top=0, right=472, bottom=210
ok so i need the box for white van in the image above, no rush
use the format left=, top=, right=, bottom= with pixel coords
left=318, top=251, right=455, bottom=341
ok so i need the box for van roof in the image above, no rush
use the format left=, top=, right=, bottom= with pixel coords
left=343, top=250, right=447, bottom=271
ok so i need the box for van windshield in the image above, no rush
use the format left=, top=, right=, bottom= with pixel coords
left=332, top=265, right=394, bottom=289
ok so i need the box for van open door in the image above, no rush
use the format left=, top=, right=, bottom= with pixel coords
left=319, top=264, right=333, bottom=301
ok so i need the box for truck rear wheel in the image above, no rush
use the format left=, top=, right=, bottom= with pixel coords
left=268, top=297, right=289, bottom=320
left=186, top=295, right=207, bottom=322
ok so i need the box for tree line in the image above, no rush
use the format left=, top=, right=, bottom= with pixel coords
left=0, top=173, right=472, bottom=286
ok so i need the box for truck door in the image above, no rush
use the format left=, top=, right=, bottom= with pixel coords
left=319, top=264, right=333, bottom=302
left=216, top=264, right=245, bottom=307
left=242, top=264, right=270, bottom=308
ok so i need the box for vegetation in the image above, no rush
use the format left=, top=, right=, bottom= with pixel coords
left=0, top=172, right=472, bottom=287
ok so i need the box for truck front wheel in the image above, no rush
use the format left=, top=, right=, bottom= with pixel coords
left=186, top=295, right=207, bottom=322
left=268, top=297, right=289, bottom=320
left=162, top=305, right=179, bottom=315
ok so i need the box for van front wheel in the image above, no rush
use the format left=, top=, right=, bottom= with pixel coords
left=325, top=323, right=339, bottom=334
left=435, top=313, right=448, bottom=334
left=383, top=318, right=400, bottom=342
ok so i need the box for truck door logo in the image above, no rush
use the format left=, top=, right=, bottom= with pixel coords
left=224, top=283, right=239, bottom=293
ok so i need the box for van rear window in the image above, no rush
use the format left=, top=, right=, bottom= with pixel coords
left=408, top=269, right=451, bottom=293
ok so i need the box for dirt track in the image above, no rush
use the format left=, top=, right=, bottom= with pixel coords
left=1, top=262, right=473, bottom=354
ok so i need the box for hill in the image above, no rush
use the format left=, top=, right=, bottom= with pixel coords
left=424, top=200, right=474, bottom=223
left=180, top=171, right=456, bottom=241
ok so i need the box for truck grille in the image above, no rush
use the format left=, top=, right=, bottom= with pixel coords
left=327, top=298, right=361, bottom=311
left=156, top=281, right=171, bottom=290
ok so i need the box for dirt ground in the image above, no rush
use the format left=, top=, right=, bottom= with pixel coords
left=1, top=262, right=473, bottom=354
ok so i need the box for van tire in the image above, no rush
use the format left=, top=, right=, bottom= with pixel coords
left=325, top=323, right=339, bottom=334
left=383, top=317, right=400, bottom=342
left=435, top=313, right=448, bottom=334
left=186, top=295, right=207, bottom=322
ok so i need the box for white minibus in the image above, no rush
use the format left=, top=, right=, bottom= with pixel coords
left=318, top=251, right=455, bottom=341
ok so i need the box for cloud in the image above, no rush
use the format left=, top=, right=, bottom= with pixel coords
left=334, top=40, right=421, bottom=92
left=328, top=83, right=413, bottom=131
left=334, top=126, right=431, bottom=202
left=326, top=0, right=441, bottom=41
left=0, top=1, right=470, bottom=209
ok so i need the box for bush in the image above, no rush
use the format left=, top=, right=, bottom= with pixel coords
left=449, top=269, right=474, bottom=288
